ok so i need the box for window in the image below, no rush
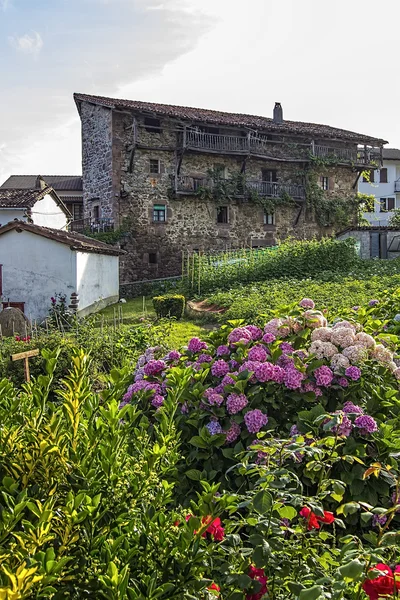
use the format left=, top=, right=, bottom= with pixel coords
left=144, top=117, right=161, bottom=133
left=321, top=176, right=329, bottom=191
left=92, top=205, right=100, bottom=220
left=262, top=169, right=278, bottom=182
left=153, top=204, right=166, bottom=222
left=380, top=198, right=395, bottom=212
left=380, top=168, right=388, bottom=183
left=264, top=212, right=275, bottom=225
left=217, top=206, right=229, bottom=224
left=73, top=204, right=83, bottom=220
left=149, top=159, right=160, bottom=174
left=149, top=253, right=157, bottom=264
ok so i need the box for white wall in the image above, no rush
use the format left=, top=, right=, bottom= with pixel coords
left=31, top=193, right=68, bottom=229
left=76, top=251, right=119, bottom=315
left=359, top=159, right=400, bottom=225
left=0, top=209, right=25, bottom=226
left=0, top=230, right=76, bottom=321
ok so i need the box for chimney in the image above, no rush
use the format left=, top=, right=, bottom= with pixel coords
left=273, top=102, right=283, bottom=124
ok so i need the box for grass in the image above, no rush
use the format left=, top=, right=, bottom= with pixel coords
left=99, top=298, right=208, bottom=350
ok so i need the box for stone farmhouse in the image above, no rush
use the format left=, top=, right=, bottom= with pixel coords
left=1, top=174, right=83, bottom=224
left=74, top=93, right=387, bottom=283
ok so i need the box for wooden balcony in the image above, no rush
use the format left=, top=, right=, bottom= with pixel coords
left=174, top=176, right=305, bottom=200
left=181, top=130, right=381, bottom=166
left=69, top=217, right=114, bottom=233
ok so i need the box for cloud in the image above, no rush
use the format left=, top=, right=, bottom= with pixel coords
left=8, top=31, right=43, bottom=56
left=0, top=0, right=12, bottom=11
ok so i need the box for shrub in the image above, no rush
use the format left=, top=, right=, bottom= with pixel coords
left=153, top=294, right=186, bottom=320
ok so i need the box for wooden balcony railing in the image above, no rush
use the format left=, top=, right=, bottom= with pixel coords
left=69, top=218, right=114, bottom=233
left=174, top=176, right=305, bottom=200
left=181, top=130, right=381, bottom=166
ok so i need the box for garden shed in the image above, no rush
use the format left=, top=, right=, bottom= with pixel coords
left=0, top=220, right=124, bottom=322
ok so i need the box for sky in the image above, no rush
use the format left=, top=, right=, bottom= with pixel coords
left=1, top=0, right=399, bottom=183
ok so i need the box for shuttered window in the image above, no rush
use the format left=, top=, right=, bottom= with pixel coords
left=380, top=168, right=388, bottom=183
left=153, top=204, right=166, bottom=222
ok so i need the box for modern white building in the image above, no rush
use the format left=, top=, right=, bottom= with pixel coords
left=359, top=148, right=400, bottom=225
left=0, top=178, right=71, bottom=230
left=0, top=220, right=124, bottom=320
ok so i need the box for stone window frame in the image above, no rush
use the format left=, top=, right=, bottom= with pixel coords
left=321, top=176, right=329, bottom=191
left=149, top=158, right=161, bottom=175
left=263, top=211, right=275, bottom=226
left=216, top=206, right=229, bottom=225
left=148, top=252, right=158, bottom=264
left=152, top=204, right=167, bottom=223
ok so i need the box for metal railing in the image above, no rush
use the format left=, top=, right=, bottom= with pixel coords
left=69, top=218, right=114, bottom=233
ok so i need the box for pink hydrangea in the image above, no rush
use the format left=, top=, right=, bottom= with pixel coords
left=262, top=332, right=276, bottom=344
left=303, top=310, right=327, bottom=329
left=330, top=353, right=350, bottom=373
left=188, top=337, right=208, bottom=353
left=211, top=359, right=230, bottom=377
left=167, top=350, right=181, bottom=362
left=354, top=332, right=376, bottom=349
left=309, top=340, right=338, bottom=360
left=284, top=367, right=304, bottom=390
left=151, top=394, right=165, bottom=408
left=332, top=320, right=356, bottom=331
left=311, top=327, right=332, bottom=342
left=342, top=345, right=368, bottom=365
left=314, top=365, right=334, bottom=387
left=226, top=393, right=248, bottom=414
left=371, top=344, right=393, bottom=365
left=228, top=327, right=253, bottom=345
left=244, top=409, right=268, bottom=433
left=248, top=345, right=268, bottom=362
left=331, top=412, right=352, bottom=437
left=221, top=373, right=236, bottom=387
left=342, top=401, right=364, bottom=415
left=345, top=366, right=361, bottom=381
left=280, top=342, right=294, bottom=354
left=254, top=361, right=277, bottom=383
left=264, top=318, right=290, bottom=338
left=299, top=298, right=315, bottom=309
left=302, top=381, right=323, bottom=397
left=354, top=415, right=378, bottom=434
left=394, top=367, right=400, bottom=380
left=245, top=325, right=263, bottom=341
left=331, top=327, right=356, bottom=348
left=144, top=359, right=166, bottom=377
left=337, top=377, right=349, bottom=387
left=216, top=345, right=230, bottom=357
left=225, top=421, right=241, bottom=443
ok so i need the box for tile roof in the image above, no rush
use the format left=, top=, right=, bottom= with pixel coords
left=1, top=175, right=83, bottom=191
left=383, top=148, right=400, bottom=160
left=61, top=195, right=83, bottom=204
left=74, top=92, right=387, bottom=145
left=0, top=221, right=125, bottom=256
left=0, top=187, right=54, bottom=209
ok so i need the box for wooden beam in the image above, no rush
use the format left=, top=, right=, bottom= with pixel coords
left=11, top=349, right=39, bottom=361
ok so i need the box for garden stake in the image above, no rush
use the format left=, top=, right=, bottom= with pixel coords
left=11, top=348, right=39, bottom=382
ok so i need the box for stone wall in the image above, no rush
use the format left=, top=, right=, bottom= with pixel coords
left=81, top=102, right=113, bottom=219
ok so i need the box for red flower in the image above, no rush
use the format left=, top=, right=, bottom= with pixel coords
left=246, top=565, right=268, bottom=600
left=208, top=583, right=220, bottom=594
left=363, top=564, right=400, bottom=600
left=299, top=506, right=335, bottom=530
left=186, top=515, right=225, bottom=541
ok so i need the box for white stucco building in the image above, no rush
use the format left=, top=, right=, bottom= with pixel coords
left=0, top=220, right=124, bottom=321
left=0, top=178, right=71, bottom=230
left=359, top=148, right=400, bottom=225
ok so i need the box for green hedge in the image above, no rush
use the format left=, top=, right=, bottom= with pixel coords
left=153, top=294, right=185, bottom=320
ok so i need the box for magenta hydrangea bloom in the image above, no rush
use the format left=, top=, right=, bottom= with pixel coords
left=225, top=421, right=241, bottom=443
left=151, top=394, right=165, bottom=408
left=188, top=337, right=208, bottom=353
left=372, top=514, right=387, bottom=528
left=248, top=345, right=268, bottom=362
left=337, top=377, right=349, bottom=388
left=226, top=393, right=248, bottom=414
left=245, top=325, right=263, bottom=341
left=280, top=342, right=294, bottom=354
left=228, top=327, right=253, bottom=345
left=214, top=384, right=224, bottom=394
left=197, top=353, right=212, bottom=364
left=229, top=359, right=240, bottom=371
left=345, top=366, right=361, bottom=380
left=244, top=409, right=268, bottom=433
left=254, top=362, right=276, bottom=382
left=206, top=419, right=223, bottom=435
left=167, top=350, right=181, bottom=362
left=342, top=401, right=364, bottom=415
left=144, top=359, right=166, bottom=377
left=354, top=415, right=378, bottom=434
left=221, top=374, right=236, bottom=387
left=331, top=412, right=352, bottom=437
left=211, top=359, right=230, bottom=377
left=216, top=345, right=230, bottom=357
left=314, top=365, right=334, bottom=387
left=262, top=332, right=276, bottom=344
left=299, top=298, right=315, bottom=309
left=284, top=367, right=304, bottom=390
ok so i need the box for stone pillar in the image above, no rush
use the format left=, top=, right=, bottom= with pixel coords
left=69, top=292, right=79, bottom=313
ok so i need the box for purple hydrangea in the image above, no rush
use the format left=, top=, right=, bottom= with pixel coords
left=284, top=367, right=304, bottom=390
left=229, top=359, right=240, bottom=371
left=368, top=299, right=379, bottom=307
left=299, top=298, right=315, bottom=309
left=188, top=337, right=208, bottom=353
left=151, top=394, right=165, bottom=408
left=352, top=306, right=359, bottom=311
left=302, top=381, right=322, bottom=397
left=206, top=392, right=224, bottom=406
left=245, top=325, right=263, bottom=341
left=211, top=359, right=230, bottom=378
left=228, top=327, right=253, bottom=345
left=226, top=393, right=248, bottom=414
left=337, top=377, right=349, bottom=388
left=342, top=401, right=364, bottom=415
left=262, top=332, right=276, bottom=344
left=248, top=345, right=268, bottom=362
left=354, top=415, right=378, bottom=435
left=197, top=353, right=213, bottom=364
left=290, top=424, right=300, bottom=436
left=280, top=342, right=294, bottom=354
left=134, top=368, right=145, bottom=381
left=216, top=345, right=230, bottom=357
left=372, top=514, right=387, bottom=528
left=167, top=350, right=181, bottom=362
left=314, top=365, right=334, bottom=387
left=137, top=355, right=146, bottom=367
left=244, top=409, right=268, bottom=433
left=345, top=366, right=361, bottom=381
left=221, top=374, right=236, bottom=387
left=254, top=362, right=276, bottom=382
left=225, top=421, right=241, bottom=443
left=214, top=384, right=224, bottom=394
left=332, top=412, right=353, bottom=437
left=278, top=354, right=295, bottom=369
left=144, top=359, right=166, bottom=377
left=391, top=491, right=400, bottom=513
left=119, top=397, right=130, bottom=409
left=206, top=419, right=223, bottom=435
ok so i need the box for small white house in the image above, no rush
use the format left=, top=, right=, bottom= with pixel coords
left=0, top=220, right=124, bottom=321
left=359, top=148, right=400, bottom=225
left=0, top=178, right=71, bottom=230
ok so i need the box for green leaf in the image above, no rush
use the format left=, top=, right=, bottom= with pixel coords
left=339, top=559, right=364, bottom=581
left=189, top=436, right=208, bottom=449
left=253, top=490, right=273, bottom=514
left=278, top=505, right=297, bottom=520
left=185, top=469, right=202, bottom=481
left=299, top=585, right=323, bottom=600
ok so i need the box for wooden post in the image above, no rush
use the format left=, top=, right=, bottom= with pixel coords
left=11, top=349, right=39, bottom=382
